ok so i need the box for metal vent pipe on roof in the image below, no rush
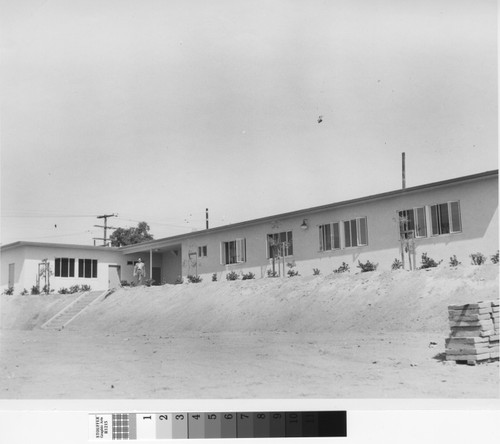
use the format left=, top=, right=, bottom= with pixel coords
left=402, top=152, right=406, bottom=189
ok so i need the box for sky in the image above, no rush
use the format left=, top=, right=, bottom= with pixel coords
left=0, top=0, right=497, bottom=246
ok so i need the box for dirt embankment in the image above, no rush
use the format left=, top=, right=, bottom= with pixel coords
left=1, top=293, right=81, bottom=330
left=3, top=264, right=497, bottom=335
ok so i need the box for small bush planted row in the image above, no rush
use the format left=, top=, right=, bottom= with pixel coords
left=391, top=259, right=403, bottom=270
left=287, top=263, right=299, bottom=277
left=333, top=262, right=350, bottom=273
left=357, top=260, right=378, bottom=273
left=226, top=271, right=239, bottom=281
left=187, top=275, right=202, bottom=283
left=242, top=272, right=256, bottom=280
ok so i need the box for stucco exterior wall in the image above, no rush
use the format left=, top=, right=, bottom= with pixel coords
left=1, top=247, right=26, bottom=293
left=176, top=175, right=498, bottom=280
left=1, top=245, right=127, bottom=293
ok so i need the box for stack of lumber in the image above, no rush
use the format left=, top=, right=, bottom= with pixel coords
left=445, top=300, right=499, bottom=365
left=491, top=301, right=499, bottom=360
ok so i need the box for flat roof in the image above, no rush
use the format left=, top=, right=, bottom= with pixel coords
left=0, top=240, right=120, bottom=252
left=119, top=169, right=499, bottom=253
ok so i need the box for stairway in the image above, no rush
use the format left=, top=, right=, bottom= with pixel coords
left=40, top=290, right=109, bottom=330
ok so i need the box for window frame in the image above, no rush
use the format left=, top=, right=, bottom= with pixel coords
left=397, top=206, right=427, bottom=239
left=429, top=201, right=462, bottom=236
left=78, top=258, right=98, bottom=278
left=266, top=231, right=293, bottom=258
left=318, top=222, right=340, bottom=251
left=54, top=257, right=75, bottom=278
left=343, top=217, right=368, bottom=248
left=220, top=238, right=246, bottom=265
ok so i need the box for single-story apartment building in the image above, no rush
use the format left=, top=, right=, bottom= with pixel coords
left=1, top=170, right=498, bottom=293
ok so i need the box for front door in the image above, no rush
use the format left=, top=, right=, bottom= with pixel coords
left=152, top=267, right=161, bottom=286
left=108, top=265, right=121, bottom=289
left=8, top=263, right=14, bottom=288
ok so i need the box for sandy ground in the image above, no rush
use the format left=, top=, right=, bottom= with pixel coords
left=1, top=264, right=499, bottom=398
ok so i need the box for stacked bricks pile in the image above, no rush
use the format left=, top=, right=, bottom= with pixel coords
left=445, top=300, right=499, bottom=365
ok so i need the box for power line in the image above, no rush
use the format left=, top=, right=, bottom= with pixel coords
left=116, top=217, right=199, bottom=230
left=1, top=230, right=93, bottom=242
left=1, top=214, right=98, bottom=218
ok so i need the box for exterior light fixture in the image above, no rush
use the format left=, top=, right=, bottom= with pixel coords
left=300, top=219, right=309, bottom=230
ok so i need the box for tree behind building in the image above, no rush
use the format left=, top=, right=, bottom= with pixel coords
left=110, top=222, right=154, bottom=247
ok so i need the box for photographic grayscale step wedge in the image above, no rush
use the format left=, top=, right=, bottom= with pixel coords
left=40, top=290, right=110, bottom=330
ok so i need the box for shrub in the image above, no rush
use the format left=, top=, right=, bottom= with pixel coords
left=470, top=252, right=486, bottom=265
left=212, top=273, right=218, bottom=282
left=357, top=260, right=378, bottom=272
left=419, top=253, right=442, bottom=269
left=226, top=271, right=239, bottom=281
left=313, top=268, right=321, bottom=276
left=491, top=251, right=499, bottom=264
left=174, top=276, right=184, bottom=285
left=391, top=258, right=403, bottom=270
left=144, top=279, right=155, bottom=287
left=333, top=262, right=350, bottom=273
left=267, top=270, right=278, bottom=278
left=3, top=287, right=14, bottom=295
left=287, top=263, right=299, bottom=277
left=31, top=285, right=40, bottom=295
left=58, top=287, right=69, bottom=294
left=42, top=285, right=53, bottom=294
left=449, top=255, right=461, bottom=267
left=20, top=288, right=28, bottom=295
left=241, top=272, right=255, bottom=280
left=120, top=280, right=130, bottom=287
left=80, top=284, right=91, bottom=291
left=187, top=274, right=202, bottom=283
left=69, top=285, right=80, bottom=294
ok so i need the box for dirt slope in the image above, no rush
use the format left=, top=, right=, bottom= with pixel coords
left=2, top=265, right=497, bottom=334
left=1, top=293, right=81, bottom=330
left=65, top=264, right=499, bottom=335
left=1, top=265, right=498, bottom=399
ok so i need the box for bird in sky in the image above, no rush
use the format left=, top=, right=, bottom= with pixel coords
left=317, top=115, right=323, bottom=123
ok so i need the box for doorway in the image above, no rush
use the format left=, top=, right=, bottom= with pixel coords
left=8, top=263, right=14, bottom=288
left=108, top=265, right=121, bottom=289
left=152, top=267, right=161, bottom=286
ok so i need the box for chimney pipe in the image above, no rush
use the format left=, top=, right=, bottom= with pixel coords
left=206, top=208, right=209, bottom=229
left=402, top=152, right=406, bottom=189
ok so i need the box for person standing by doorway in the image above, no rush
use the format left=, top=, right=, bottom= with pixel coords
left=133, top=258, right=146, bottom=285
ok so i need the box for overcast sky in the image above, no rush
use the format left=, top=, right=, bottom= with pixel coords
left=1, top=0, right=497, bottom=245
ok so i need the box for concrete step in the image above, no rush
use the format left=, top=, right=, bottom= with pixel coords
left=40, top=290, right=109, bottom=330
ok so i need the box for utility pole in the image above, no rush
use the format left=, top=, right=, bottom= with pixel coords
left=94, top=213, right=118, bottom=246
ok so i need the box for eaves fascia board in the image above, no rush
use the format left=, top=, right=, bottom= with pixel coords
left=0, top=241, right=120, bottom=253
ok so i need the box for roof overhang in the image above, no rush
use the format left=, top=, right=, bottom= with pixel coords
left=0, top=241, right=120, bottom=253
